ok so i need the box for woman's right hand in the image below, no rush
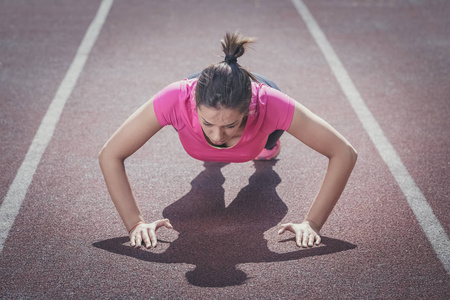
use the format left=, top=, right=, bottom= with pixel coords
left=129, top=219, right=173, bottom=248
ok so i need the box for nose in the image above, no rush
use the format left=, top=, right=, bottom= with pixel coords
left=210, top=128, right=225, bottom=143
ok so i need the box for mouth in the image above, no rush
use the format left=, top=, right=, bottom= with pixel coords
left=202, top=131, right=227, bottom=146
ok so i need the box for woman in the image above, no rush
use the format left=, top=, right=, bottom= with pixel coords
left=99, top=32, right=357, bottom=250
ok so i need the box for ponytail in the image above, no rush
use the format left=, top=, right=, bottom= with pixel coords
left=195, top=32, right=257, bottom=115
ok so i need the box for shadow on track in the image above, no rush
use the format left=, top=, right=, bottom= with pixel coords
left=93, top=161, right=356, bottom=287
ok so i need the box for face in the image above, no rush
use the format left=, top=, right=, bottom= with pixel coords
left=197, top=105, right=246, bottom=146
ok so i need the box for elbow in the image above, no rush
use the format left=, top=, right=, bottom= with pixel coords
left=332, top=143, right=357, bottom=168
left=98, top=146, right=108, bottom=169
left=98, top=143, right=126, bottom=170
left=348, top=144, right=358, bottom=167
left=98, top=144, right=117, bottom=169
left=328, top=144, right=357, bottom=172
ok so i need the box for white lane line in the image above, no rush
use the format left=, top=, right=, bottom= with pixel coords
left=0, top=0, right=114, bottom=253
left=291, top=0, right=450, bottom=274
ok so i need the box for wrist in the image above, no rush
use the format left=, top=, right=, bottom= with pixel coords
left=303, top=219, right=321, bottom=232
left=128, top=220, right=145, bottom=234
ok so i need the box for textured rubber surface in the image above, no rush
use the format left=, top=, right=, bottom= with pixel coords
left=1, top=0, right=449, bottom=299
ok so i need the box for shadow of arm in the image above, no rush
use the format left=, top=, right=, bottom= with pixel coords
left=92, top=237, right=177, bottom=263
left=264, top=236, right=357, bottom=263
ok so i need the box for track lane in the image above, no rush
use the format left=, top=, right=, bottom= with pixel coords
left=304, top=0, right=450, bottom=236
left=0, top=0, right=113, bottom=252
left=0, top=0, right=101, bottom=204
left=298, top=0, right=449, bottom=274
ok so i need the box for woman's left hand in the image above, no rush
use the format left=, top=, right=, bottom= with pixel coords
left=278, top=221, right=321, bottom=248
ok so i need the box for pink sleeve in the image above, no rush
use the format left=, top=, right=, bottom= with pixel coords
left=152, top=81, right=183, bottom=128
left=262, top=86, right=295, bottom=133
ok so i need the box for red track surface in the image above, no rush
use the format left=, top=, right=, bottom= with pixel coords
left=1, top=0, right=449, bottom=299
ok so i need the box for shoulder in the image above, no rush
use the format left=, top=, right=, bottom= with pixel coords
left=251, top=82, right=295, bottom=131
left=153, top=79, right=197, bottom=127
left=251, top=82, right=294, bottom=113
left=153, top=79, right=197, bottom=102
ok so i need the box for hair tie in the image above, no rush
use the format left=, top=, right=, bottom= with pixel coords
left=224, top=55, right=237, bottom=64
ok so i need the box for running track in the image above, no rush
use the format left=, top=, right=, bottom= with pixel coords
left=1, top=0, right=449, bottom=299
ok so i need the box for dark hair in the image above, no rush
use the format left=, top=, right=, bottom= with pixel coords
left=195, top=32, right=257, bottom=115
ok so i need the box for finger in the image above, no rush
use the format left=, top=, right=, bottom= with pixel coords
left=308, top=234, right=315, bottom=247
left=154, top=219, right=171, bottom=230
left=163, top=219, right=173, bottom=229
left=135, top=232, right=142, bottom=248
left=130, top=234, right=136, bottom=247
left=142, top=230, right=151, bottom=248
left=296, top=231, right=302, bottom=247
left=278, top=223, right=293, bottom=235
left=149, top=229, right=157, bottom=248
left=302, top=232, right=309, bottom=248
left=315, top=235, right=322, bottom=245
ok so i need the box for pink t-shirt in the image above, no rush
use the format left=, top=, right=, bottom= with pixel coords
left=153, top=79, right=295, bottom=163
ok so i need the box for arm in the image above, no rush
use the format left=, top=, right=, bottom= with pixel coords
left=279, top=101, right=357, bottom=247
left=99, top=98, right=172, bottom=248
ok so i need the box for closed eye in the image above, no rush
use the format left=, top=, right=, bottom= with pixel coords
left=201, top=118, right=238, bottom=128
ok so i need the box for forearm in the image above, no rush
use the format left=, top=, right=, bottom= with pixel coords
left=99, top=153, right=144, bottom=231
left=305, top=145, right=357, bottom=230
